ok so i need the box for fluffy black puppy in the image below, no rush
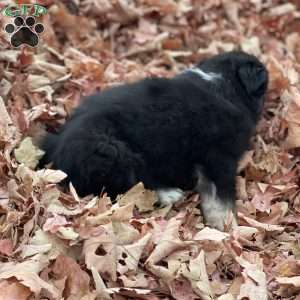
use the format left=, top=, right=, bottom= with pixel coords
left=41, top=51, right=268, bottom=230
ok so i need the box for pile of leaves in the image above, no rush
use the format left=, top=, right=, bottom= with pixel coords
left=1, top=0, right=300, bottom=299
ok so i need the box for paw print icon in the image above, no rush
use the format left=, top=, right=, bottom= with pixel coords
left=4, top=16, right=44, bottom=47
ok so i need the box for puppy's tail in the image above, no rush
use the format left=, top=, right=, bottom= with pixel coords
left=38, top=132, right=58, bottom=167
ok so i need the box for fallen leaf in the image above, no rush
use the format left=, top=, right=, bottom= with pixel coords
left=36, top=169, right=68, bottom=183
left=86, top=203, right=134, bottom=225
left=283, top=87, right=300, bottom=149
left=0, top=279, right=32, bottom=300
left=236, top=256, right=268, bottom=300
left=238, top=213, right=285, bottom=232
left=43, top=215, right=70, bottom=233
left=117, top=233, right=152, bottom=275
left=83, top=226, right=118, bottom=281
left=112, top=221, right=140, bottom=245
left=52, top=255, right=90, bottom=300
left=14, top=137, right=44, bottom=169
left=0, top=257, right=59, bottom=298
left=181, top=250, right=214, bottom=300
left=276, top=276, right=300, bottom=287
left=0, top=239, right=13, bottom=256
left=147, top=213, right=192, bottom=265
left=118, top=182, right=156, bottom=212
left=194, top=227, right=229, bottom=242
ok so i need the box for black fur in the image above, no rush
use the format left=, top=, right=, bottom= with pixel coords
left=40, top=51, right=268, bottom=209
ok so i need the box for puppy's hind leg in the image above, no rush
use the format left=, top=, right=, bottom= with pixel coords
left=194, top=168, right=237, bottom=231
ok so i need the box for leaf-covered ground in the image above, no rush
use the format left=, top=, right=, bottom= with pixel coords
left=1, top=0, right=300, bottom=299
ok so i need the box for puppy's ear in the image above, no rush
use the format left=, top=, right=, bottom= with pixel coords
left=238, top=63, right=268, bottom=98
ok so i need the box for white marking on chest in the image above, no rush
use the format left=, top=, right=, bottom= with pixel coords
left=156, top=188, right=185, bottom=206
left=188, top=68, right=222, bottom=81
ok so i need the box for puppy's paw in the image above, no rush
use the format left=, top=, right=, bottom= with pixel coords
left=156, top=188, right=185, bottom=207
left=200, top=199, right=236, bottom=231
left=203, top=210, right=227, bottom=231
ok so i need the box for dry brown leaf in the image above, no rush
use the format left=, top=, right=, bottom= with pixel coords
left=36, top=169, right=68, bottom=183
left=21, top=229, right=70, bottom=260
left=83, top=225, right=118, bottom=281
left=0, top=279, right=32, bottom=300
left=43, top=215, right=70, bottom=233
left=0, top=257, right=59, bottom=298
left=111, top=221, right=140, bottom=245
left=146, top=213, right=194, bottom=280
left=118, top=182, right=156, bottom=212
left=236, top=256, right=268, bottom=300
left=180, top=250, right=214, bottom=300
left=0, top=239, right=13, bottom=256
left=117, top=233, right=152, bottom=275
left=194, top=227, right=229, bottom=242
left=276, top=276, right=300, bottom=287
left=283, top=87, right=300, bottom=149
left=238, top=213, right=285, bottom=232
left=218, top=294, right=235, bottom=300
left=147, top=213, right=192, bottom=265
left=14, top=137, right=45, bottom=169
left=86, top=203, right=134, bottom=225
left=52, top=255, right=90, bottom=300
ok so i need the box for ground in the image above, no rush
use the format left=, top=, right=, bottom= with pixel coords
left=0, top=0, right=300, bottom=299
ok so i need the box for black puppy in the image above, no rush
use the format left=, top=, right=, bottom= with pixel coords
left=41, top=51, right=268, bottom=230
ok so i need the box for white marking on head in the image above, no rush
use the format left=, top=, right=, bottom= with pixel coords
left=156, top=188, right=185, bottom=206
left=188, top=68, right=222, bottom=82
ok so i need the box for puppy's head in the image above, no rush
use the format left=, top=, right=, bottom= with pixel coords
left=198, top=51, right=268, bottom=119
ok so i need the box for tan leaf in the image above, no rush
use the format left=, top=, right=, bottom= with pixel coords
left=0, top=96, right=14, bottom=141
left=36, top=169, right=67, bottom=183
left=236, top=257, right=268, bottom=300
left=218, top=294, right=235, bottom=300
left=112, top=221, right=140, bottom=245
left=117, top=233, right=152, bottom=275
left=0, top=239, right=13, bottom=256
left=29, top=55, right=68, bottom=81
left=46, top=199, right=84, bottom=216
left=194, top=227, right=229, bottom=242
left=181, top=250, right=214, bottom=300
left=169, top=278, right=199, bottom=300
left=147, top=213, right=192, bottom=265
left=21, top=229, right=70, bottom=260
left=283, top=87, right=300, bottom=149
left=146, top=213, right=193, bottom=280
left=118, top=182, right=156, bottom=212
left=52, top=255, right=90, bottom=300
left=0, top=279, right=31, bottom=300
left=83, top=226, right=118, bottom=281
left=241, top=37, right=261, bottom=56
left=86, top=203, right=134, bottom=225
left=91, top=267, right=112, bottom=300
left=26, top=74, right=51, bottom=90
left=0, top=258, right=59, bottom=297
left=57, top=227, right=79, bottom=240
left=43, top=215, right=70, bottom=233
left=276, top=276, right=300, bottom=287
left=238, top=213, right=284, bottom=232
left=0, top=50, right=20, bottom=63
left=14, top=137, right=45, bottom=169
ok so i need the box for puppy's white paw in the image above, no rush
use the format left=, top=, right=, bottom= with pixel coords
left=156, top=188, right=185, bottom=206
left=203, top=209, right=232, bottom=231
left=200, top=193, right=235, bottom=231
